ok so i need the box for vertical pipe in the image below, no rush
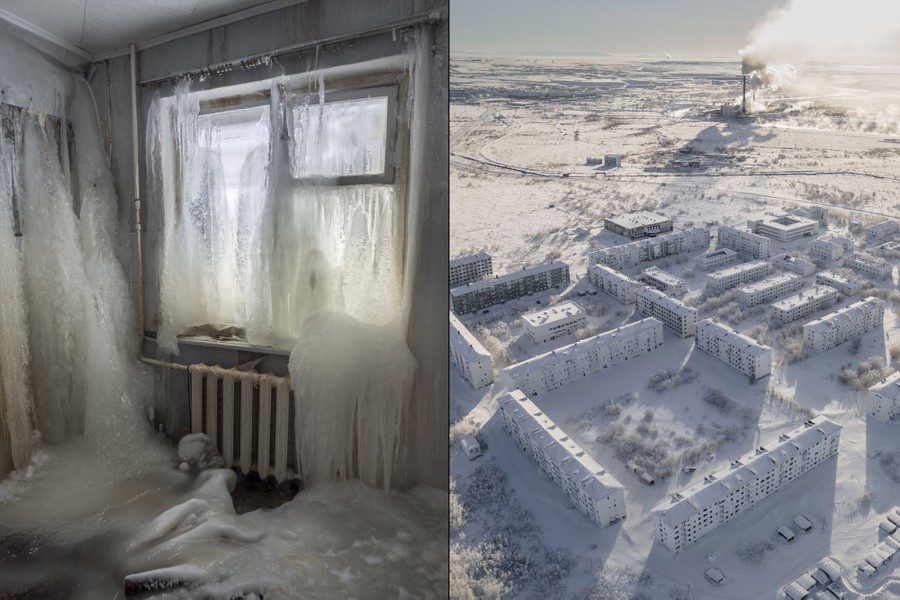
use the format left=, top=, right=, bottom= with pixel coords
left=130, top=43, right=145, bottom=351
left=189, top=364, right=204, bottom=434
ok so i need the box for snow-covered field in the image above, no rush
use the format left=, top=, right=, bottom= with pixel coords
left=450, top=55, right=900, bottom=599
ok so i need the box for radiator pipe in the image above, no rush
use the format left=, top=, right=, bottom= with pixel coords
left=130, top=42, right=145, bottom=354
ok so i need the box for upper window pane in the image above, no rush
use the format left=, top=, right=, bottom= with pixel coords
left=291, top=96, right=388, bottom=179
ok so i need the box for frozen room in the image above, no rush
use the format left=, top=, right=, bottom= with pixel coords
left=0, top=0, right=448, bottom=597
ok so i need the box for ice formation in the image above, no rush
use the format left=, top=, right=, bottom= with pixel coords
left=289, top=312, right=417, bottom=490
left=149, top=77, right=403, bottom=353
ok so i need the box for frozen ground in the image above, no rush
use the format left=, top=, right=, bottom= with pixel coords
left=450, top=56, right=900, bottom=599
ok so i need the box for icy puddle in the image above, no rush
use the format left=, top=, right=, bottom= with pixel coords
left=0, top=434, right=448, bottom=599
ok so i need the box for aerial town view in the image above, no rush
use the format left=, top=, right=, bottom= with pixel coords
left=449, top=0, right=900, bottom=598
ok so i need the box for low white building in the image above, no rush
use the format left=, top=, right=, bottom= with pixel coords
left=634, top=287, right=698, bottom=338
left=844, top=253, right=892, bottom=279
left=505, top=318, right=664, bottom=397
left=808, top=238, right=845, bottom=263
left=522, top=301, right=586, bottom=344
left=868, top=372, right=900, bottom=423
left=748, top=214, right=819, bottom=242
left=642, top=266, right=687, bottom=296
left=460, top=435, right=482, bottom=460
left=706, top=260, right=772, bottom=292
left=499, top=390, right=626, bottom=527
left=589, top=227, right=709, bottom=270
left=653, top=416, right=841, bottom=553
left=717, top=225, right=771, bottom=259
left=816, top=271, right=860, bottom=296
left=696, top=248, right=738, bottom=272
left=804, top=297, right=886, bottom=355
left=735, top=272, right=803, bottom=307
left=604, top=211, right=671, bottom=239
left=588, top=264, right=643, bottom=304
left=450, top=252, right=493, bottom=288
left=772, top=286, right=839, bottom=324
left=771, top=253, right=816, bottom=277
left=449, top=312, right=494, bottom=388
left=865, top=220, right=899, bottom=242
left=695, top=319, right=772, bottom=380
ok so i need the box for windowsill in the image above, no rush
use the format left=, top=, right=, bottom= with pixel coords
left=175, top=335, right=292, bottom=356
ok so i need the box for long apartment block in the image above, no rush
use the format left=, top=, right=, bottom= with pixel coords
left=717, top=225, right=771, bottom=259
left=868, top=372, right=900, bottom=423
left=522, top=301, right=586, bottom=344
left=748, top=214, right=818, bottom=242
left=634, top=286, right=698, bottom=338
left=449, top=252, right=493, bottom=288
left=588, top=264, right=643, bottom=304
left=803, top=297, right=886, bottom=355
left=642, top=266, right=687, bottom=296
left=505, top=318, right=664, bottom=397
left=450, top=261, right=570, bottom=314
left=843, top=253, right=892, bottom=279
left=696, top=248, right=738, bottom=272
left=770, top=253, right=816, bottom=277
left=449, top=312, right=494, bottom=389
left=653, top=416, right=841, bottom=553
left=695, top=319, right=772, bottom=380
left=815, top=271, right=861, bottom=296
left=771, top=286, right=839, bottom=325
left=735, top=272, right=803, bottom=307
left=499, top=390, right=626, bottom=527
left=706, top=260, right=772, bottom=293
left=589, top=227, right=710, bottom=270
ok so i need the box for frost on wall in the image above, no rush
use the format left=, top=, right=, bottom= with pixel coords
left=149, top=78, right=403, bottom=352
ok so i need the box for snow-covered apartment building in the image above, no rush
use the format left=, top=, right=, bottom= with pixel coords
left=588, top=264, right=643, bottom=304
left=695, top=319, right=773, bottom=380
left=865, top=220, right=899, bottom=243
left=770, top=254, right=816, bottom=277
left=706, top=260, right=772, bottom=292
left=450, top=261, right=570, bottom=314
left=696, top=248, right=738, bottom=272
left=505, top=318, right=664, bottom=397
left=803, top=297, right=886, bottom=355
left=589, top=227, right=709, bottom=270
left=449, top=312, right=494, bottom=389
left=642, top=266, right=687, bottom=296
left=843, top=253, right=892, bottom=279
left=771, top=286, right=839, bottom=325
left=868, top=372, right=900, bottom=423
left=522, top=301, right=586, bottom=344
left=653, top=416, right=841, bottom=553
left=717, top=225, right=771, bottom=259
left=604, top=211, right=672, bottom=239
left=815, top=271, right=860, bottom=296
left=808, top=236, right=852, bottom=264
left=499, top=390, right=626, bottom=527
left=634, top=287, right=697, bottom=338
left=449, top=252, right=493, bottom=288
left=748, top=214, right=819, bottom=242
left=735, top=272, right=803, bottom=307
left=790, top=205, right=829, bottom=227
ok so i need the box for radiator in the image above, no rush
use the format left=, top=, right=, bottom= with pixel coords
left=188, top=364, right=295, bottom=483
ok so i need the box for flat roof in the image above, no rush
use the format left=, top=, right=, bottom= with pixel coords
left=522, top=301, right=585, bottom=328
left=701, top=248, right=737, bottom=258
left=708, top=259, right=770, bottom=280
left=506, top=317, right=663, bottom=379
left=817, top=271, right=852, bottom=284
left=654, top=416, right=840, bottom=528
left=642, top=266, right=686, bottom=286
left=499, top=390, right=624, bottom=495
left=696, top=319, right=772, bottom=356
left=737, top=272, right=801, bottom=294
left=449, top=312, right=491, bottom=361
left=590, top=264, right=642, bottom=286
left=804, top=297, right=886, bottom=330
left=772, top=286, right=838, bottom=311
left=868, top=370, right=900, bottom=397
left=450, top=261, right=569, bottom=296
left=756, top=214, right=818, bottom=231
left=450, top=251, right=491, bottom=269
left=606, top=211, right=670, bottom=229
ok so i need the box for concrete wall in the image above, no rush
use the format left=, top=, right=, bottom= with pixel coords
left=89, top=0, right=448, bottom=489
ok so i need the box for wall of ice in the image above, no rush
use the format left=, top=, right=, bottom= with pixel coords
left=90, top=0, right=449, bottom=489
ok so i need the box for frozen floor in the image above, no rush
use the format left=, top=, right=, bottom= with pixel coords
left=0, top=434, right=448, bottom=599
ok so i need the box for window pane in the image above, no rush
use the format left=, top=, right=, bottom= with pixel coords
left=291, top=96, right=388, bottom=178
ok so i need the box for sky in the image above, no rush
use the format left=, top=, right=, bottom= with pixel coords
left=450, top=0, right=791, bottom=59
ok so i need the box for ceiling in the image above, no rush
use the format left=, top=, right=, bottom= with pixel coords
left=0, top=0, right=302, bottom=60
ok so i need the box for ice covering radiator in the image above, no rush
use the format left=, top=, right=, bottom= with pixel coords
left=188, top=364, right=295, bottom=483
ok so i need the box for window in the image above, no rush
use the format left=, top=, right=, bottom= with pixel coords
left=151, top=73, right=407, bottom=352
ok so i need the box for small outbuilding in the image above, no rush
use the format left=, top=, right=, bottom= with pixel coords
left=704, top=567, right=725, bottom=585
left=778, top=526, right=796, bottom=542
left=793, top=514, right=813, bottom=532
left=460, top=435, right=482, bottom=460
left=784, top=581, right=809, bottom=600
left=817, top=557, right=841, bottom=581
